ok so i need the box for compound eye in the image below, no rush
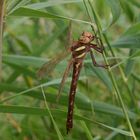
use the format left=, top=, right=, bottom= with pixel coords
left=88, top=35, right=92, bottom=38
left=88, top=33, right=93, bottom=38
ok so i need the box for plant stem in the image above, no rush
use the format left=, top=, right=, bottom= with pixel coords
left=0, top=0, right=5, bottom=80
left=84, top=0, right=137, bottom=139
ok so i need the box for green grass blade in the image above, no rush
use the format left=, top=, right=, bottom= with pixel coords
left=26, top=0, right=82, bottom=10
left=0, top=82, right=137, bottom=120
left=0, top=105, right=132, bottom=136
left=112, top=33, right=140, bottom=49
left=104, top=0, right=121, bottom=30
left=40, top=86, right=64, bottom=140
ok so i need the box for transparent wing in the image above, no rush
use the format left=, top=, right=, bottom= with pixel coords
left=37, top=20, right=72, bottom=79
left=56, top=58, right=73, bottom=101
left=37, top=51, right=69, bottom=79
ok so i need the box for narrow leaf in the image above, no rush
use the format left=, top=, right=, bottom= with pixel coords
left=104, top=0, right=121, bottom=30
left=0, top=105, right=132, bottom=136
left=26, top=0, right=82, bottom=10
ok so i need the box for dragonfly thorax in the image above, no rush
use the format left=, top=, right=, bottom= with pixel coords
left=79, top=31, right=94, bottom=44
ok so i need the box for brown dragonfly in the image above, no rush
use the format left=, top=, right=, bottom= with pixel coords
left=38, top=30, right=108, bottom=134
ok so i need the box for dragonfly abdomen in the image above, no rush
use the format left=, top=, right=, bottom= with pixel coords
left=66, top=61, right=82, bottom=133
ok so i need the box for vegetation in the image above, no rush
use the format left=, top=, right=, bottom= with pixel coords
left=0, top=0, right=140, bottom=139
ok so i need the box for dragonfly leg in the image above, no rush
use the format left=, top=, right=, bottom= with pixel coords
left=89, top=43, right=104, bottom=53
left=90, top=50, right=109, bottom=69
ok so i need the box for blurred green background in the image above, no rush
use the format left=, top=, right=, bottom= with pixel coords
left=0, top=0, right=140, bottom=139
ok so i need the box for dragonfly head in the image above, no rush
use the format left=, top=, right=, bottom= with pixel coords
left=79, top=31, right=94, bottom=44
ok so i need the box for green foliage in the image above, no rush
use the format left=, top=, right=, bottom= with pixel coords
left=0, top=0, right=140, bottom=139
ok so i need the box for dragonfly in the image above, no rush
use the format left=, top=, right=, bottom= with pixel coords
left=38, top=29, right=109, bottom=134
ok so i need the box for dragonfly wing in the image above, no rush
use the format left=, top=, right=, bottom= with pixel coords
left=37, top=51, right=69, bottom=79
left=56, top=58, right=73, bottom=102
left=37, top=21, right=72, bottom=79
left=37, top=59, right=56, bottom=79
